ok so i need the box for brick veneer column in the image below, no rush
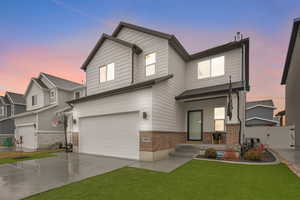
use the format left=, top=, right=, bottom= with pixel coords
left=226, top=124, right=240, bottom=145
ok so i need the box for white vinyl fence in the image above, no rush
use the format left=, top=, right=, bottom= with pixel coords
left=245, top=126, right=295, bottom=149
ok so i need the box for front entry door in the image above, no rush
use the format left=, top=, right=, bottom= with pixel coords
left=188, top=110, right=203, bottom=141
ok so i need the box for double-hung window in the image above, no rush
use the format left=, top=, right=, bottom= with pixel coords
left=145, top=53, right=156, bottom=76
left=32, top=95, right=37, bottom=106
left=214, top=107, right=225, bottom=132
left=198, top=56, right=225, bottom=79
left=100, top=63, right=115, bottom=83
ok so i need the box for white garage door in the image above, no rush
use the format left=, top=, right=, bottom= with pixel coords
left=16, top=125, right=37, bottom=149
left=79, top=112, right=140, bottom=160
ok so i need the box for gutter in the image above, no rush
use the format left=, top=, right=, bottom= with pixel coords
left=235, top=91, right=242, bottom=145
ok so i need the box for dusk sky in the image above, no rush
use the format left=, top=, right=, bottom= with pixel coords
left=1, top=0, right=300, bottom=112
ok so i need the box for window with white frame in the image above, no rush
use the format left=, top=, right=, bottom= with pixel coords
left=198, top=56, right=225, bottom=79
left=32, top=95, right=37, bottom=106
left=214, top=107, right=225, bottom=131
left=99, top=63, right=115, bottom=83
left=145, top=53, right=156, bottom=76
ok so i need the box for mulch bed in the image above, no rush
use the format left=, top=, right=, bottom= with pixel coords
left=196, top=150, right=276, bottom=163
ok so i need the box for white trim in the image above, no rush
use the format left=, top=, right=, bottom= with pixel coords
left=37, top=130, right=64, bottom=134
left=246, top=105, right=276, bottom=110
left=13, top=104, right=57, bottom=118
left=79, top=110, right=139, bottom=119
left=40, top=73, right=56, bottom=88
left=246, top=117, right=279, bottom=124
left=15, top=122, right=35, bottom=127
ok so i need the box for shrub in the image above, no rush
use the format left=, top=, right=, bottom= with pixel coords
left=205, top=148, right=217, bottom=159
left=244, top=150, right=262, bottom=161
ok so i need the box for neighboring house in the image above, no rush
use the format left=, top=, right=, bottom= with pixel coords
left=246, top=100, right=278, bottom=126
left=281, top=17, right=300, bottom=149
left=0, top=92, right=26, bottom=144
left=13, top=73, right=85, bottom=149
left=68, top=22, right=250, bottom=161
left=275, top=110, right=286, bottom=127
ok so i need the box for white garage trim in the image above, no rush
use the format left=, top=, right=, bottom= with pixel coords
left=79, top=110, right=140, bottom=119
left=15, top=123, right=36, bottom=127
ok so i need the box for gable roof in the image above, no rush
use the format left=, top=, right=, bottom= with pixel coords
left=40, top=73, right=84, bottom=91
left=81, top=33, right=142, bottom=70
left=6, top=92, right=26, bottom=105
left=68, top=74, right=173, bottom=104
left=33, top=78, right=48, bottom=89
left=246, top=100, right=275, bottom=110
left=281, top=17, right=300, bottom=84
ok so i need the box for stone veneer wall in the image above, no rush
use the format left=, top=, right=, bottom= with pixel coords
left=37, top=133, right=65, bottom=149
left=140, top=131, right=186, bottom=161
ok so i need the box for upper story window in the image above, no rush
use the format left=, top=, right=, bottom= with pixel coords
left=32, top=95, right=37, bottom=106
left=214, top=107, right=225, bottom=132
left=145, top=53, right=156, bottom=76
left=75, top=91, right=80, bottom=99
left=100, top=63, right=115, bottom=83
left=198, top=56, right=225, bottom=79
left=0, top=106, right=4, bottom=116
left=50, top=90, right=55, bottom=98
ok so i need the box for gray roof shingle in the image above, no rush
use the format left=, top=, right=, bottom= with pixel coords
left=6, top=92, right=26, bottom=105
left=41, top=73, right=83, bottom=91
left=246, top=100, right=274, bottom=109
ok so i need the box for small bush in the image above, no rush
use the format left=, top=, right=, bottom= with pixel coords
left=244, top=150, right=262, bottom=161
left=205, top=148, right=217, bottom=159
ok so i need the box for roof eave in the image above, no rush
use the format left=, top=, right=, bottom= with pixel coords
left=281, top=18, right=300, bottom=85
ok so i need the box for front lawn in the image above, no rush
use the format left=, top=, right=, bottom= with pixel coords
left=25, top=160, right=300, bottom=200
left=0, top=150, right=58, bottom=165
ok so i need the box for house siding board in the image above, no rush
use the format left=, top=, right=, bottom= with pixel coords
left=246, top=107, right=274, bottom=121
left=86, top=39, right=132, bottom=96
left=116, top=27, right=169, bottom=83
left=285, top=27, right=300, bottom=149
left=74, top=88, right=152, bottom=131
left=37, top=107, right=64, bottom=132
left=152, top=46, right=186, bottom=132
left=186, top=48, right=242, bottom=90
left=15, top=114, right=36, bottom=126
left=26, top=82, right=45, bottom=111
left=0, top=119, right=14, bottom=134
left=14, top=104, right=26, bottom=115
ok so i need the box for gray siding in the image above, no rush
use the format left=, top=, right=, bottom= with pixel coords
left=37, top=107, right=64, bottom=133
left=286, top=27, right=300, bottom=149
left=26, top=82, right=45, bottom=111
left=86, top=39, right=132, bottom=96
left=246, top=107, right=274, bottom=120
left=152, top=46, right=186, bottom=132
left=14, top=104, right=26, bottom=115
left=116, top=27, right=169, bottom=83
left=186, top=48, right=243, bottom=90
left=0, top=118, right=14, bottom=134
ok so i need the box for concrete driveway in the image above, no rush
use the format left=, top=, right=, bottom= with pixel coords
left=0, top=152, right=135, bottom=200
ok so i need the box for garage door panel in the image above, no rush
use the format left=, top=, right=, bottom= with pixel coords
left=16, top=126, right=36, bottom=149
left=79, top=112, right=139, bottom=159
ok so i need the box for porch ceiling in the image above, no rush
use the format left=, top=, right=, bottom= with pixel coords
left=175, top=81, right=244, bottom=101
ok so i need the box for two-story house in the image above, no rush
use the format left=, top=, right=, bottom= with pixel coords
left=281, top=17, right=300, bottom=149
left=68, top=22, right=250, bottom=161
left=246, top=100, right=278, bottom=126
left=0, top=92, right=26, bottom=144
left=13, top=72, right=85, bottom=150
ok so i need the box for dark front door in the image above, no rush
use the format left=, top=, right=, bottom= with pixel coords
left=188, top=110, right=203, bottom=141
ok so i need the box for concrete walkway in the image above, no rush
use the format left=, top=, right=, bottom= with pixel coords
left=0, top=153, right=135, bottom=200
left=129, top=156, right=192, bottom=172
left=273, top=148, right=300, bottom=177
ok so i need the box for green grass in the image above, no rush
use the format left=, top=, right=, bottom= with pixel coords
left=0, top=152, right=55, bottom=165
left=25, top=160, right=300, bottom=200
